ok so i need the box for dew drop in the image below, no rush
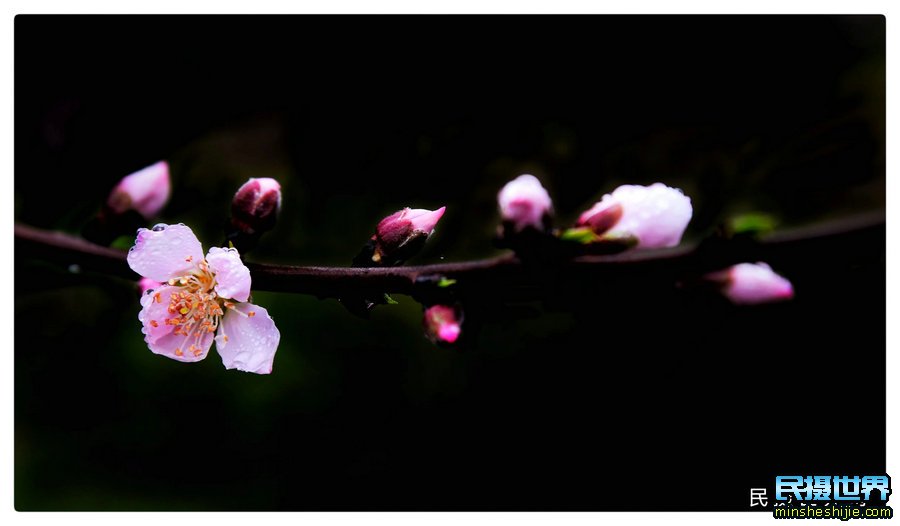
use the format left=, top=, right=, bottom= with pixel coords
left=152, top=224, right=167, bottom=232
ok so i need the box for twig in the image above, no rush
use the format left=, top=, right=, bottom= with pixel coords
left=14, top=211, right=885, bottom=300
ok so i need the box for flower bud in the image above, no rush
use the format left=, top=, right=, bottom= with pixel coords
left=371, top=206, right=446, bottom=265
left=498, top=174, right=553, bottom=232
left=138, top=277, right=162, bottom=295
left=423, top=305, right=462, bottom=345
left=106, top=161, right=171, bottom=219
left=576, top=183, right=692, bottom=248
left=710, top=262, right=794, bottom=305
left=230, top=177, right=282, bottom=235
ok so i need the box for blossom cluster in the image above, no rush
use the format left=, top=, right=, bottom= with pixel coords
left=108, top=160, right=794, bottom=373
left=497, top=173, right=793, bottom=302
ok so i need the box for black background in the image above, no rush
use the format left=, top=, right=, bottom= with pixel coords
left=15, top=16, right=885, bottom=510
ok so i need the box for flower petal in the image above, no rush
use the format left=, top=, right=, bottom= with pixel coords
left=423, top=304, right=462, bottom=344
left=406, top=207, right=446, bottom=233
left=138, top=284, right=215, bottom=362
left=497, top=174, right=553, bottom=231
left=109, top=160, right=171, bottom=219
left=215, top=302, right=280, bottom=374
left=127, top=223, right=205, bottom=282
left=724, top=262, right=794, bottom=305
left=138, top=284, right=177, bottom=344
left=593, top=183, right=692, bottom=248
left=576, top=202, right=624, bottom=236
left=138, top=277, right=163, bottom=296
left=147, top=326, right=215, bottom=363
left=206, top=247, right=251, bottom=302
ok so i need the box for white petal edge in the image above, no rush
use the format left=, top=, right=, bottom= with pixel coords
left=206, top=246, right=251, bottom=302
left=127, top=223, right=205, bottom=282
left=215, top=302, right=280, bottom=374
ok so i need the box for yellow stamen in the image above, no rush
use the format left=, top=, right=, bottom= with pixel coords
left=156, top=259, right=250, bottom=360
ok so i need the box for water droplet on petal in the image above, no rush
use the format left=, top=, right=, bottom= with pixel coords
left=152, top=224, right=167, bottom=232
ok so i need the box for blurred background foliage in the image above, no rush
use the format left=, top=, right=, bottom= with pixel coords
left=15, top=16, right=884, bottom=510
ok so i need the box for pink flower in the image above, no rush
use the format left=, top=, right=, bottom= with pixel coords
left=372, top=207, right=446, bottom=264
left=231, top=177, right=282, bottom=234
left=577, top=183, right=692, bottom=248
left=138, top=277, right=162, bottom=295
left=423, top=305, right=462, bottom=344
left=498, top=174, right=553, bottom=232
left=107, top=161, right=171, bottom=219
left=713, top=262, right=795, bottom=305
left=127, top=223, right=280, bottom=374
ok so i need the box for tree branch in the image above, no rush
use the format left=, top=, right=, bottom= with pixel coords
left=15, top=211, right=885, bottom=300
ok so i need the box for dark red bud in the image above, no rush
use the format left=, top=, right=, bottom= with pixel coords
left=578, top=202, right=623, bottom=236
left=231, top=178, right=282, bottom=235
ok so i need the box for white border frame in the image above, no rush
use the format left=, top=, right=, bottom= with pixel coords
left=3, top=3, right=894, bottom=525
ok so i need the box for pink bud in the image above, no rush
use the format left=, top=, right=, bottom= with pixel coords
left=714, top=262, right=795, bottom=305
left=576, top=202, right=623, bottom=236
left=423, top=305, right=462, bottom=344
left=138, top=277, right=162, bottom=295
left=498, top=174, right=553, bottom=232
left=373, top=206, right=446, bottom=264
left=107, top=161, right=171, bottom=219
left=405, top=207, right=447, bottom=234
left=231, top=177, right=282, bottom=234
left=577, top=183, right=691, bottom=248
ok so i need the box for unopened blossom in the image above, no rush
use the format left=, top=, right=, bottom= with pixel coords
left=127, top=223, right=280, bottom=374
left=107, top=161, right=171, bottom=219
left=577, top=183, right=692, bottom=248
left=498, top=174, right=553, bottom=232
left=231, top=177, right=282, bottom=235
left=423, top=305, right=462, bottom=344
left=371, top=206, right=446, bottom=264
left=711, top=262, right=794, bottom=305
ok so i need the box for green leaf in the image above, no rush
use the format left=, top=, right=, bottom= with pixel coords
left=437, top=278, right=457, bottom=288
left=559, top=227, right=598, bottom=244
left=383, top=293, right=399, bottom=305
left=730, top=213, right=778, bottom=235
